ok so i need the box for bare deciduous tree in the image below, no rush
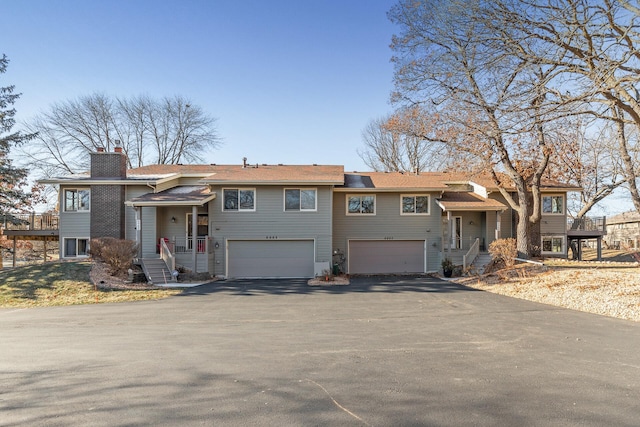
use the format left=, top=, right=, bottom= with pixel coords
left=358, top=111, right=452, bottom=173
left=21, top=93, right=221, bottom=177
left=548, top=117, right=627, bottom=218
left=388, top=0, right=559, bottom=256
left=490, top=0, right=640, bottom=212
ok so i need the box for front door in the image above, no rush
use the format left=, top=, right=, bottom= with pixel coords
left=452, top=216, right=462, bottom=249
left=186, top=213, right=208, bottom=251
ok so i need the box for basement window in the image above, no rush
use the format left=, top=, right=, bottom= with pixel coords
left=542, top=236, right=564, bottom=254
left=64, top=238, right=89, bottom=258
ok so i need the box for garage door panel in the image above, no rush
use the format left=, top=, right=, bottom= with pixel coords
left=228, top=240, right=314, bottom=278
left=349, top=240, right=425, bottom=274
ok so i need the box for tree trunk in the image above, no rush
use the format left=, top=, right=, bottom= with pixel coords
left=515, top=208, right=529, bottom=259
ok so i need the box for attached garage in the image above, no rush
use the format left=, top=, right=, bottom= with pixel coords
left=227, top=240, right=315, bottom=278
left=348, top=240, right=425, bottom=274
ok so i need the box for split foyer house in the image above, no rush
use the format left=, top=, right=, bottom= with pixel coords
left=32, top=147, right=595, bottom=282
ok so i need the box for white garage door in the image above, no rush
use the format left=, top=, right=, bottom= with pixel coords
left=349, top=240, right=425, bottom=274
left=227, top=240, right=315, bottom=278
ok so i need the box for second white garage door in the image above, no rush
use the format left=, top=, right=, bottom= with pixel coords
left=348, top=240, right=425, bottom=274
left=227, top=240, right=315, bottom=278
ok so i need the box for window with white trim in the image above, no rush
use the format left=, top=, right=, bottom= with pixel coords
left=223, top=188, right=255, bottom=211
left=347, top=195, right=375, bottom=215
left=285, top=188, right=317, bottom=211
left=401, top=194, right=430, bottom=215
left=64, top=189, right=90, bottom=212
left=64, top=238, right=89, bottom=257
left=542, top=236, right=564, bottom=254
left=542, top=195, right=563, bottom=214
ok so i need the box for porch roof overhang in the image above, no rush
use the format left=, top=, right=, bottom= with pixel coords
left=436, top=192, right=507, bottom=212
left=125, top=185, right=216, bottom=207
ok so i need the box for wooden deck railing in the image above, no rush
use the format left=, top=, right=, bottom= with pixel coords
left=567, top=216, right=606, bottom=232
left=2, top=214, right=59, bottom=231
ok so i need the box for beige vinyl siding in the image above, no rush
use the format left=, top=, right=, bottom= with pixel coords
left=209, top=185, right=333, bottom=277
left=125, top=186, right=157, bottom=257
left=58, top=185, right=91, bottom=255
left=488, top=193, right=513, bottom=239
left=333, top=192, right=441, bottom=272
left=541, top=215, right=567, bottom=235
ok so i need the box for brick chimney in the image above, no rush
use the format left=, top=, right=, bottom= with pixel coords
left=90, top=145, right=127, bottom=239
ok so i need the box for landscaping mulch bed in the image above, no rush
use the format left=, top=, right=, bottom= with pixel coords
left=454, top=262, right=640, bottom=322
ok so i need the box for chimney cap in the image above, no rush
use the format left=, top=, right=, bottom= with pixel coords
left=97, top=147, right=105, bottom=152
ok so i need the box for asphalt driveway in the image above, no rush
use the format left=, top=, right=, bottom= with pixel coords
left=1, top=276, right=639, bottom=426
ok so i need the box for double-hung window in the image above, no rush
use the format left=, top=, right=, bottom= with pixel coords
left=542, top=195, right=563, bottom=214
left=285, top=189, right=317, bottom=211
left=401, top=195, right=430, bottom=215
left=223, top=188, right=255, bottom=211
left=347, top=195, right=375, bottom=215
left=64, top=189, right=90, bottom=212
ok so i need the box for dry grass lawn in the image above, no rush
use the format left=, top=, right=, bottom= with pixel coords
left=456, top=249, right=640, bottom=322
left=0, top=261, right=180, bottom=308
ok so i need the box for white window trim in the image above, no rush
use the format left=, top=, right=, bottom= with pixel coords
left=542, top=194, right=564, bottom=215
left=283, top=188, right=318, bottom=212
left=541, top=235, right=565, bottom=254
left=346, top=194, right=376, bottom=215
left=400, top=194, right=431, bottom=216
left=222, top=188, right=256, bottom=212
left=63, top=188, right=91, bottom=213
left=63, top=237, right=90, bottom=258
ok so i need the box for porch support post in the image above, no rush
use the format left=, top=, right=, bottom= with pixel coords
left=134, top=207, right=142, bottom=259
left=447, top=211, right=452, bottom=258
left=192, top=205, right=198, bottom=272
left=496, top=210, right=502, bottom=240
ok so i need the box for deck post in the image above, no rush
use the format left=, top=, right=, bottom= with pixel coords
left=12, top=236, right=17, bottom=268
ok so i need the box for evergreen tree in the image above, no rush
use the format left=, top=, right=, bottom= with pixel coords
left=0, top=54, right=37, bottom=223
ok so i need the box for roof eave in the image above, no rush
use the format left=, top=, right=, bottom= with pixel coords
left=125, top=194, right=217, bottom=208
left=201, top=180, right=344, bottom=186
left=333, top=187, right=447, bottom=192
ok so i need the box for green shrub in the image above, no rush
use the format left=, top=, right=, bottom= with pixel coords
left=488, top=238, right=517, bottom=269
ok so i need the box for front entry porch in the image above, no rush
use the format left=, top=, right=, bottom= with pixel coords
left=125, top=185, right=216, bottom=277
left=436, top=192, right=508, bottom=270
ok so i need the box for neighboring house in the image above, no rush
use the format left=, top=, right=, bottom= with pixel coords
left=37, top=147, right=592, bottom=280
left=604, top=211, right=640, bottom=249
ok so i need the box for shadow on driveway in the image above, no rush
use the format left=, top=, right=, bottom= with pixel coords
left=178, top=275, right=480, bottom=297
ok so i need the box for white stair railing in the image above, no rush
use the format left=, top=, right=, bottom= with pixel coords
left=159, top=238, right=176, bottom=273
left=463, top=238, right=480, bottom=270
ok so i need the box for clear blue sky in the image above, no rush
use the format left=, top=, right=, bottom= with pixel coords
left=2, top=0, right=398, bottom=172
